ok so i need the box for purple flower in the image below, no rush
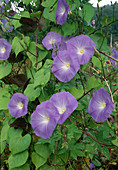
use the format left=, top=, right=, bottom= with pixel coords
left=88, top=88, right=114, bottom=122
left=0, top=38, right=11, bottom=60
left=49, top=92, right=78, bottom=124
left=42, top=32, right=62, bottom=50
left=67, top=35, right=96, bottom=65
left=1, top=19, right=14, bottom=33
left=111, top=47, right=118, bottom=68
left=91, top=20, right=95, bottom=26
left=90, top=163, right=95, bottom=169
left=5, top=0, right=9, bottom=3
left=52, top=50, right=80, bottom=82
left=8, top=93, right=29, bottom=118
left=31, top=101, right=60, bottom=139
left=56, top=0, right=70, bottom=25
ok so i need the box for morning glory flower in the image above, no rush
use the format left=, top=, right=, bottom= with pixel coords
left=42, top=32, right=62, bottom=50
left=0, top=38, right=11, bottom=60
left=49, top=91, right=78, bottom=124
left=8, top=93, right=29, bottom=118
left=31, top=101, right=60, bottom=139
left=52, top=50, right=80, bottom=82
left=88, top=88, right=114, bottom=122
left=67, top=35, right=96, bottom=65
left=56, top=0, right=70, bottom=25
left=111, top=47, right=118, bottom=68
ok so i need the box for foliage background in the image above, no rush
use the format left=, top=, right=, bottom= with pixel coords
left=0, top=0, right=118, bottom=169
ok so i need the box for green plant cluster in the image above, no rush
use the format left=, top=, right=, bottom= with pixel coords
left=0, top=0, right=118, bottom=169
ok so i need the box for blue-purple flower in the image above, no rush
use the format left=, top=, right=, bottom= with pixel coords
left=52, top=50, right=80, bottom=82
left=67, top=35, right=96, bottom=65
left=111, top=47, right=118, bottom=68
left=88, top=88, right=114, bottom=122
left=1, top=19, right=14, bottom=32
left=31, top=101, right=60, bottom=139
left=56, top=0, right=70, bottom=25
left=8, top=93, right=29, bottom=118
left=90, top=163, right=95, bottom=169
left=0, top=38, right=11, bottom=60
left=42, top=32, right=62, bottom=50
left=49, top=91, right=78, bottom=124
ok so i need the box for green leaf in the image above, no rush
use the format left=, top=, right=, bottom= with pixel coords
left=70, top=86, right=84, bottom=100
left=92, top=56, right=102, bottom=69
left=21, top=0, right=32, bottom=6
left=8, top=150, right=29, bottom=169
left=62, top=22, right=76, bottom=36
left=30, top=11, right=42, bottom=19
left=20, top=11, right=30, bottom=18
left=11, top=164, right=30, bottom=170
left=101, top=146, right=109, bottom=160
left=31, top=152, right=47, bottom=169
left=0, top=87, right=10, bottom=110
left=58, top=151, right=69, bottom=163
left=8, top=127, right=31, bottom=155
left=88, top=76, right=101, bottom=90
left=12, top=37, right=24, bottom=56
left=34, top=143, right=49, bottom=159
left=24, top=84, right=41, bottom=101
left=0, top=63, right=12, bottom=79
left=27, top=42, right=48, bottom=66
left=1, top=122, right=10, bottom=142
left=85, top=143, right=98, bottom=154
left=112, top=138, right=118, bottom=147
left=97, top=37, right=109, bottom=52
left=33, top=60, right=53, bottom=88
left=41, top=0, right=56, bottom=7
left=92, top=158, right=101, bottom=166
left=43, top=5, right=57, bottom=23
left=38, top=164, right=50, bottom=170
left=79, top=3, right=95, bottom=23
left=12, top=14, right=21, bottom=29
left=34, top=68, right=50, bottom=88
left=8, top=127, right=23, bottom=139
left=0, top=141, right=6, bottom=154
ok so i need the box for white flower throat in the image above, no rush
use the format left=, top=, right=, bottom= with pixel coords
left=17, top=102, right=24, bottom=109
left=0, top=47, right=6, bottom=54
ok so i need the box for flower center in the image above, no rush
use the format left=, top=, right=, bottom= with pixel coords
left=58, top=107, right=66, bottom=114
left=45, top=115, right=50, bottom=123
left=0, top=47, right=6, bottom=54
left=42, top=115, right=50, bottom=124
left=80, top=49, right=85, bottom=54
left=102, top=102, right=106, bottom=108
left=17, top=102, right=23, bottom=109
left=65, top=63, right=70, bottom=68
left=98, top=101, right=106, bottom=110
left=60, top=7, right=65, bottom=15
left=50, top=39, right=55, bottom=44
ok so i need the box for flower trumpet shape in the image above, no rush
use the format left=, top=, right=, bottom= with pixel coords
left=56, top=0, right=70, bottom=25
left=31, top=101, right=60, bottom=139
left=52, top=50, right=80, bottom=82
left=0, top=38, right=11, bottom=60
left=8, top=93, right=29, bottom=118
left=42, top=32, right=61, bottom=50
left=88, top=88, right=114, bottom=122
left=49, top=91, right=78, bottom=124
left=67, top=35, right=96, bottom=65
